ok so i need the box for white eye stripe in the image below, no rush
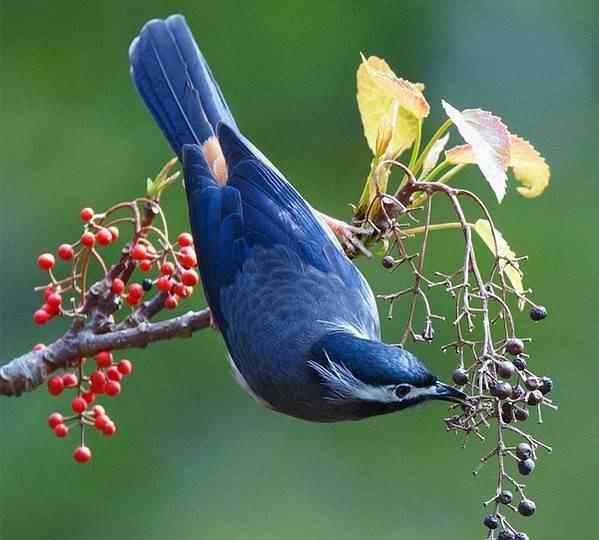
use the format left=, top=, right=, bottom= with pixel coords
left=309, top=354, right=439, bottom=404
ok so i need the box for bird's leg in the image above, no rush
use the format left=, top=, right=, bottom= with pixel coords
left=316, top=211, right=372, bottom=258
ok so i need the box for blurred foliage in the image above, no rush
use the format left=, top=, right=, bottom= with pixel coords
left=1, top=1, right=598, bottom=539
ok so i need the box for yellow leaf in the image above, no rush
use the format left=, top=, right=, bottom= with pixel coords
left=446, top=134, right=550, bottom=199
left=357, top=55, right=429, bottom=157
left=509, top=135, right=550, bottom=198
left=472, top=219, right=524, bottom=300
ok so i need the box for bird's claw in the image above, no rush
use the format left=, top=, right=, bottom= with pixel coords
left=317, top=212, right=372, bottom=258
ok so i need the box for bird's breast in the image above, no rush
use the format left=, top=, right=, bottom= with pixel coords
left=217, top=244, right=378, bottom=412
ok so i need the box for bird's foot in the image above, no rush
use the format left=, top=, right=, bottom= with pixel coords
left=317, top=212, right=372, bottom=258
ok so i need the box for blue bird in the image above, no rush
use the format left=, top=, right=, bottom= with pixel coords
left=129, top=15, right=465, bottom=422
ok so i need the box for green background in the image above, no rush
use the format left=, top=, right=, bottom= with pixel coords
left=1, top=1, right=597, bottom=539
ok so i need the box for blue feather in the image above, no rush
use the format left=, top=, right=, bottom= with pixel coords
left=130, top=14, right=234, bottom=156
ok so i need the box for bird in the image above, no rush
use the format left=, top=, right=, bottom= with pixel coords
left=129, top=14, right=465, bottom=422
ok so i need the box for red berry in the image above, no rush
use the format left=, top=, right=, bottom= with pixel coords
left=156, top=276, right=173, bottom=293
left=33, top=343, right=46, bottom=352
left=43, top=286, right=54, bottom=301
left=48, top=412, right=64, bottom=429
left=164, top=295, right=178, bottom=310
left=128, top=283, right=143, bottom=298
left=57, top=243, right=74, bottom=260
left=34, top=309, right=50, bottom=325
left=71, top=397, right=87, bottom=413
left=177, top=232, right=194, bottom=247
left=42, top=302, right=59, bottom=316
left=92, top=404, right=106, bottom=416
left=178, top=247, right=197, bottom=269
left=62, top=372, right=78, bottom=387
left=174, top=283, right=193, bottom=298
left=95, top=351, right=113, bottom=368
left=73, top=445, right=92, bottom=463
left=181, top=269, right=199, bottom=286
left=126, top=293, right=140, bottom=306
left=94, top=414, right=109, bottom=430
left=80, top=231, right=95, bottom=248
left=102, top=421, right=116, bottom=436
left=37, top=253, right=55, bottom=270
left=160, top=261, right=175, bottom=275
left=80, top=208, right=94, bottom=222
left=47, top=292, right=62, bottom=308
left=117, top=359, right=132, bottom=376
left=47, top=375, right=64, bottom=396
left=90, top=370, right=107, bottom=392
left=95, top=228, right=112, bottom=246
left=111, top=278, right=125, bottom=295
left=139, top=259, right=153, bottom=272
left=82, top=391, right=96, bottom=404
left=53, top=424, right=69, bottom=438
left=108, top=226, right=119, bottom=241
left=106, top=366, right=122, bottom=382
left=130, top=243, right=147, bottom=260
left=105, top=380, right=121, bottom=397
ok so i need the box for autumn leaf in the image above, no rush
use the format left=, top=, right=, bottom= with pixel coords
left=357, top=55, right=430, bottom=158
left=509, top=135, right=550, bottom=198
left=472, top=219, right=524, bottom=302
left=442, top=101, right=511, bottom=202
left=446, top=134, right=550, bottom=199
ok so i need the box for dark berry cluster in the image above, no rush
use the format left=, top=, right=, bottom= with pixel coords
left=45, top=346, right=133, bottom=463
left=447, top=323, right=556, bottom=539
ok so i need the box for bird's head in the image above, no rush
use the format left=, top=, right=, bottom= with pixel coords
left=308, top=332, right=465, bottom=420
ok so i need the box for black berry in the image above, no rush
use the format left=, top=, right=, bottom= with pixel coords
left=484, top=514, right=499, bottom=529
left=142, top=278, right=153, bottom=292
left=518, top=499, right=536, bottom=517
left=518, top=458, right=536, bottom=476
left=497, top=360, right=515, bottom=379
left=498, top=530, right=516, bottom=540
left=515, top=533, right=530, bottom=540
left=511, top=384, right=526, bottom=400
left=540, top=376, right=553, bottom=395
left=527, top=390, right=544, bottom=406
left=530, top=305, right=547, bottom=321
left=513, top=357, right=528, bottom=371
left=498, top=490, right=513, bottom=505
left=516, top=442, right=532, bottom=459
left=493, top=382, right=513, bottom=400
left=505, top=338, right=524, bottom=355
left=501, top=403, right=514, bottom=424
left=525, top=377, right=540, bottom=391
left=452, top=368, right=468, bottom=386
left=514, top=407, right=530, bottom=422
left=382, top=256, right=394, bottom=269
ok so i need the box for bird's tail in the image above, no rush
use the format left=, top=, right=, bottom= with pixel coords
left=129, top=14, right=237, bottom=181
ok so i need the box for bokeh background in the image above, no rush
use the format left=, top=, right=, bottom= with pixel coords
left=1, top=1, right=597, bottom=539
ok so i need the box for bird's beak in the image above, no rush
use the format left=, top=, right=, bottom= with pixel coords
left=431, top=382, right=467, bottom=403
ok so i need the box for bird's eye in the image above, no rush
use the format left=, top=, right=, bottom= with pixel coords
left=395, top=384, right=412, bottom=399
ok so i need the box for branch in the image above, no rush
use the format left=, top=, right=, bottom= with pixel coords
left=0, top=308, right=211, bottom=397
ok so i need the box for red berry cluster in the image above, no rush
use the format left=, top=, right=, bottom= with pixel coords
left=34, top=194, right=201, bottom=463
left=33, top=203, right=200, bottom=323
left=45, top=345, right=133, bottom=463
left=117, top=231, right=199, bottom=310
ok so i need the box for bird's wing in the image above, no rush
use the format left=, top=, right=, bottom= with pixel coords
left=183, top=128, right=380, bottom=340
